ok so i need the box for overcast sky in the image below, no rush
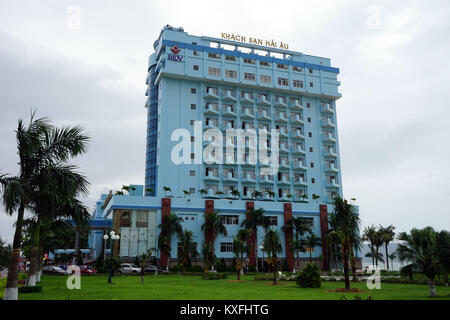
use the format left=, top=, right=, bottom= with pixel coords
left=0, top=0, right=449, bottom=243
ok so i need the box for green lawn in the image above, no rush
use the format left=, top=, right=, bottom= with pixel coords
left=8, top=274, right=450, bottom=300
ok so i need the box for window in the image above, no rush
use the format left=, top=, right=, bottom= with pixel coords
left=224, top=215, right=239, bottom=225
left=267, top=216, right=278, bottom=226
left=190, top=104, right=196, bottom=110
left=308, top=132, right=312, bottom=138
left=191, top=136, right=195, bottom=142
left=311, top=178, right=315, bottom=184
left=244, top=73, right=256, bottom=81
left=190, top=153, right=195, bottom=159
left=225, top=55, right=237, bottom=61
left=309, top=147, right=313, bottom=152
left=189, top=188, right=195, bottom=194
left=309, top=82, right=314, bottom=87
left=243, top=58, right=255, bottom=64
left=310, top=162, right=314, bottom=168
left=260, top=75, right=271, bottom=83
left=190, top=120, right=195, bottom=126
left=260, top=61, right=270, bottom=67
left=225, top=70, right=237, bottom=78
left=220, top=242, right=233, bottom=252
left=293, top=80, right=303, bottom=88
left=136, top=211, right=148, bottom=228
left=307, top=117, right=311, bottom=122
left=208, top=67, right=221, bottom=77
left=191, top=88, right=197, bottom=94
left=189, top=170, right=195, bottom=176
left=193, top=65, right=199, bottom=70
left=119, top=211, right=131, bottom=228
left=277, top=63, right=288, bottom=70
left=208, top=53, right=220, bottom=59
left=193, top=51, right=199, bottom=56
left=293, top=66, right=302, bottom=72
left=307, top=103, right=310, bottom=108
left=278, top=78, right=288, bottom=86
left=309, top=69, right=313, bottom=74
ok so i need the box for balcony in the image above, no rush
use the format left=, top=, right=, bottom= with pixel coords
left=278, top=128, right=289, bottom=138
left=326, top=179, right=340, bottom=188
left=224, top=154, right=236, bottom=164
left=325, top=163, right=339, bottom=173
left=257, top=110, right=271, bottom=121
left=206, top=189, right=219, bottom=198
left=293, top=162, right=307, bottom=171
left=291, top=114, right=304, bottom=125
left=275, top=113, right=288, bottom=123
left=204, top=105, right=219, bottom=116
left=290, top=100, right=303, bottom=110
left=322, top=132, right=336, bottom=143
left=259, top=176, right=274, bottom=184
left=320, top=103, right=334, bottom=113
left=321, top=118, right=335, bottom=128
left=324, top=148, right=337, bottom=158
left=279, top=144, right=289, bottom=153
left=259, top=157, right=271, bottom=167
left=204, top=121, right=219, bottom=130
left=240, top=93, right=254, bottom=104
left=204, top=172, right=219, bottom=182
left=292, top=145, right=306, bottom=155
left=223, top=122, right=235, bottom=130
left=242, top=173, right=256, bottom=183
left=223, top=172, right=238, bottom=182
left=294, top=178, right=308, bottom=187
left=274, top=98, right=287, bottom=108
left=241, top=109, right=254, bottom=119
left=222, top=106, right=237, bottom=117
left=204, top=88, right=219, bottom=100
left=291, top=130, right=305, bottom=140
left=222, top=91, right=237, bottom=102
left=277, top=176, right=290, bottom=185
left=279, top=159, right=290, bottom=169
left=256, top=96, right=271, bottom=106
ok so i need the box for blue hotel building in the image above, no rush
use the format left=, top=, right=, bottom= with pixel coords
left=89, top=25, right=357, bottom=271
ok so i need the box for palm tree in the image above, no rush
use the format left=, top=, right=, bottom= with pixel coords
left=379, top=225, right=396, bottom=270
left=198, top=189, right=207, bottom=197
left=362, top=225, right=378, bottom=266
left=180, top=230, right=198, bottom=275
left=139, top=249, right=154, bottom=283
left=312, top=194, right=320, bottom=203
left=201, top=242, right=215, bottom=272
left=262, top=229, right=283, bottom=285
left=121, top=185, right=130, bottom=195
left=162, top=186, right=171, bottom=197
left=326, top=227, right=341, bottom=272
left=145, top=188, right=153, bottom=195
left=397, top=227, right=444, bottom=297
left=241, top=208, right=269, bottom=273
left=301, top=194, right=308, bottom=202
left=304, top=233, right=322, bottom=264
left=0, top=112, right=89, bottom=300
left=251, top=190, right=262, bottom=200
left=282, top=216, right=312, bottom=271
left=183, top=190, right=190, bottom=198
left=265, top=190, right=275, bottom=200
left=157, top=212, right=183, bottom=270
left=215, top=190, right=224, bottom=198
left=201, top=211, right=227, bottom=263
left=436, top=230, right=450, bottom=286
left=231, top=189, right=240, bottom=199
left=331, top=196, right=360, bottom=290
left=232, top=237, right=248, bottom=280
left=388, top=252, right=397, bottom=272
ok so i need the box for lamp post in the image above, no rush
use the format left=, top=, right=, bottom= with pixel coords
left=103, top=230, right=120, bottom=284
left=259, top=244, right=265, bottom=275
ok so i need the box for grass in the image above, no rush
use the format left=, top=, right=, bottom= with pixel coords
left=4, top=274, right=449, bottom=300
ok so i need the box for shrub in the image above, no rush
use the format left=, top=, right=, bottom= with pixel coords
left=248, top=265, right=256, bottom=273
left=202, top=272, right=228, bottom=280
left=18, top=286, right=42, bottom=293
left=296, top=263, right=321, bottom=288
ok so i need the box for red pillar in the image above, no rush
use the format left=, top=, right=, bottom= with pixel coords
left=160, top=197, right=171, bottom=267
left=246, top=201, right=256, bottom=266
left=204, top=200, right=214, bottom=245
left=319, top=204, right=329, bottom=271
left=283, top=203, right=294, bottom=270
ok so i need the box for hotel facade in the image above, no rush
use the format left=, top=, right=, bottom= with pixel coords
left=89, top=25, right=358, bottom=270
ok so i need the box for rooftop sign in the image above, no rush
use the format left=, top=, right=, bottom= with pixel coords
left=221, top=32, right=289, bottom=50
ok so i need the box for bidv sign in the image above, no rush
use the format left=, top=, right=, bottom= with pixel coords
left=168, top=45, right=183, bottom=62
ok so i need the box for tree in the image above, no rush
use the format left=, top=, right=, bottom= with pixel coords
left=362, top=225, right=378, bottom=266
left=180, top=230, right=198, bottom=275
left=0, top=237, right=12, bottom=269
left=232, top=237, right=248, bottom=280
left=157, top=212, right=183, bottom=270
left=201, top=242, right=215, bottom=272
left=183, top=190, right=190, bottom=198
left=312, top=194, right=320, bottom=203
left=0, top=112, right=89, bottom=300
left=379, top=225, right=396, bottom=270
left=282, top=217, right=312, bottom=271
left=163, top=186, right=171, bottom=197
left=262, top=229, right=283, bottom=284
left=436, top=230, right=450, bottom=287
left=241, top=208, right=270, bottom=273
left=304, top=233, right=322, bottom=264
left=139, top=249, right=154, bottom=283
left=330, top=196, right=360, bottom=290
left=198, top=189, right=207, bottom=197
left=397, top=227, right=444, bottom=297
left=251, top=191, right=262, bottom=200
left=201, top=211, right=227, bottom=262
left=230, top=189, right=240, bottom=199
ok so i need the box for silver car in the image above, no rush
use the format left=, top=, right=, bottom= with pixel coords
left=119, top=263, right=141, bottom=274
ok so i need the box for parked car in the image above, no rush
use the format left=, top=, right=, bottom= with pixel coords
left=79, top=265, right=97, bottom=275
left=119, top=264, right=141, bottom=274
left=144, top=265, right=168, bottom=273
left=42, top=265, right=67, bottom=275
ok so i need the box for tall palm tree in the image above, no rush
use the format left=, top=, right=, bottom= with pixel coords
left=201, top=242, right=215, bottom=271
left=0, top=112, right=89, bottom=300
left=241, top=208, right=269, bottom=273
left=331, top=196, right=360, bottom=290
left=157, top=212, right=183, bottom=270
left=304, top=233, right=322, bottom=264
left=282, top=216, right=311, bottom=271
left=251, top=190, right=262, bottom=200
left=379, top=225, right=396, bottom=270
left=231, top=189, right=240, bottom=199
left=162, top=186, right=171, bottom=197
left=373, top=228, right=385, bottom=268
left=436, top=230, right=450, bottom=287
left=362, top=225, right=378, bottom=266
left=262, top=229, right=283, bottom=285
left=232, top=237, right=249, bottom=280
left=180, top=230, right=198, bottom=275
left=397, top=227, right=444, bottom=297
left=201, top=211, right=227, bottom=261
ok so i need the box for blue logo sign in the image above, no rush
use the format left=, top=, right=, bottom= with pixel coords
left=168, top=54, right=183, bottom=62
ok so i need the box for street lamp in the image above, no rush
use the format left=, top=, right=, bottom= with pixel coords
left=103, top=230, right=120, bottom=283
left=259, top=244, right=265, bottom=275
